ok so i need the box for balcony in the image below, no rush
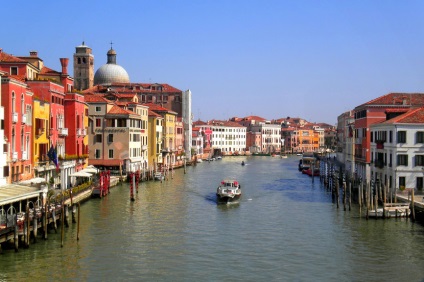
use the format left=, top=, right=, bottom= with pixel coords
left=59, top=128, right=68, bottom=136
left=37, top=128, right=45, bottom=136
left=82, top=128, right=87, bottom=136
left=141, top=145, right=147, bottom=151
left=375, top=160, right=385, bottom=169
left=22, top=151, right=27, bottom=160
left=12, top=152, right=18, bottom=161
left=12, top=112, right=18, bottom=123
left=22, top=114, right=27, bottom=124
left=77, top=128, right=82, bottom=136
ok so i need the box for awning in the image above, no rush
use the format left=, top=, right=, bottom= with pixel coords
left=70, top=171, right=92, bottom=177
left=19, top=177, right=47, bottom=185
left=81, top=168, right=98, bottom=174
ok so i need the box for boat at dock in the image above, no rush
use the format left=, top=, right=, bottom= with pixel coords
left=154, top=172, right=165, bottom=181
left=216, top=179, right=241, bottom=203
left=368, top=203, right=410, bottom=218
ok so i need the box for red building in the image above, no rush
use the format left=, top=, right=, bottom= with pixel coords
left=0, top=75, right=33, bottom=183
left=353, top=93, right=424, bottom=181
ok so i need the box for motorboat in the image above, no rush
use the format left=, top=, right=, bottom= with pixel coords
left=216, top=179, right=241, bottom=203
left=154, top=172, right=164, bottom=181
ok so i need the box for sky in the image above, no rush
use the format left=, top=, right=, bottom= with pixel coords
left=3, top=1, right=424, bottom=125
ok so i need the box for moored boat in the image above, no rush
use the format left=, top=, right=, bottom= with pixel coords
left=154, top=172, right=164, bottom=181
left=216, top=179, right=241, bottom=203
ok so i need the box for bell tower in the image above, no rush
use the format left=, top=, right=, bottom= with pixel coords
left=73, top=42, right=94, bottom=90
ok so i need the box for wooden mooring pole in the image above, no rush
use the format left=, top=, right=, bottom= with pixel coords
left=77, top=202, right=81, bottom=241
left=411, top=189, right=416, bottom=222
left=343, top=182, right=346, bottom=211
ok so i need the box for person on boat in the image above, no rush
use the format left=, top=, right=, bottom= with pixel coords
left=241, top=161, right=245, bottom=166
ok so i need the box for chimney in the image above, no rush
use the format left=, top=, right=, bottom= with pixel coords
left=30, top=51, right=38, bottom=57
left=60, top=58, right=69, bottom=74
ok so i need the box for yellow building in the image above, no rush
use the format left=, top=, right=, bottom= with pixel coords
left=147, top=110, right=163, bottom=170
left=145, top=103, right=177, bottom=168
left=32, top=98, right=53, bottom=180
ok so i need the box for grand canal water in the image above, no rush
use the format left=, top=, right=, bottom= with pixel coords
left=1, top=156, right=424, bottom=281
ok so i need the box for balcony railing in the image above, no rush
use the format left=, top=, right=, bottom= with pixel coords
left=12, top=152, right=18, bottom=161
left=22, top=114, right=27, bottom=124
left=77, top=128, right=82, bottom=136
left=12, top=112, right=18, bottom=123
left=37, top=128, right=45, bottom=136
left=22, top=151, right=27, bottom=160
left=59, top=128, right=68, bottom=136
left=375, top=160, right=385, bottom=169
left=141, top=145, right=147, bottom=151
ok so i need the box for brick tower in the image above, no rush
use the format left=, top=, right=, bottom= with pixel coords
left=73, top=42, right=94, bottom=90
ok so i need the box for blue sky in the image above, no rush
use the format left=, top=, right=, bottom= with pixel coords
left=3, top=1, right=424, bottom=124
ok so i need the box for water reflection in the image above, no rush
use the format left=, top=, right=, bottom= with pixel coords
left=1, top=156, right=424, bottom=281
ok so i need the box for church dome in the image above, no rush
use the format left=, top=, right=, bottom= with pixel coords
left=94, top=47, right=130, bottom=85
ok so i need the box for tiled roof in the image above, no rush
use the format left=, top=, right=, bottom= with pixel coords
left=40, top=66, right=59, bottom=75
left=143, top=103, right=177, bottom=114
left=0, top=50, right=27, bottom=63
left=6, top=74, right=26, bottom=82
left=107, top=105, right=135, bottom=115
left=207, top=119, right=245, bottom=127
left=359, top=93, right=424, bottom=108
left=148, top=110, right=162, bottom=118
left=381, top=107, right=424, bottom=124
left=242, top=115, right=267, bottom=121
left=84, top=94, right=110, bottom=103
left=193, top=120, right=207, bottom=126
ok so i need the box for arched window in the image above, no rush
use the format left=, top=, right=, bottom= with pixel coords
left=78, top=58, right=81, bottom=64
left=11, top=128, right=15, bottom=153
left=21, top=94, right=24, bottom=114
left=12, top=92, right=16, bottom=113
left=26, top=135, right=30, bottom=156
left=21, top=129, right=24, bottom=152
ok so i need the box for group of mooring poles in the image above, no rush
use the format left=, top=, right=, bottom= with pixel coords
left=2, top=191, right=82, bottom=253
left=319, top=157, right=415, bottom=221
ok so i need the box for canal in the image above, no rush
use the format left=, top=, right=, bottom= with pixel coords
left=1, top=156, right=424, bottom=281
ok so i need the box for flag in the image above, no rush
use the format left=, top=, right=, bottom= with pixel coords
left=348, top=125, right=353, bottom=138
left=47, top=144, right=59, bottom=171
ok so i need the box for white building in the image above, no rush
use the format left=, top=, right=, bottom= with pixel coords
left=370, top=107, right=424, bottom=195
left=208, top=120, right=246, bottom=155
left=0, top=71, right=6, bottom=186
left=251, top=122, right=281, bottom=154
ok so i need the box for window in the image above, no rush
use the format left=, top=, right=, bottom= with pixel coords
left=399, top=176, right=406, bottom=189
left=397, top=154, right=408, bottom=166
left=416, top=131, right=424, bottom=143
left=95, top=149, right=101, bottom=159
left=10, top=67, right=18, bottom=75
left=108, top=149, right=114, bottom=159
left=95, top=118, right=101, bottom=127
left=95, top=134, right=102, bottom=143
left=397, top=131, right=406, bottom=143
left=108, top=134, right=113, bottom=143
left=389, top=131, right=393, bottom=143
left=417, top=177, right=423, bottom=190
left=415, top=155, right=424, bottom=166
left=3, top=166, right=9, bottom=177
left=95, top=106, right=101, bottom=112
